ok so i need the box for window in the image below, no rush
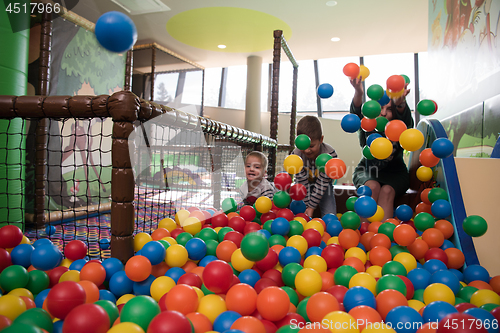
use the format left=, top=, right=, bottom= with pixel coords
left=261, top=63, right=269, bottom=112
left=417, top=52, right=430, bottom=100
left=154, top=73, right=178, bottom=103
left=318, top=56, right=360, bottom=112
left=181, top=70, right=203, bottom=105
left=204, top=67, right=222, bottom=107
left=224, top=65, right=247, bottom=110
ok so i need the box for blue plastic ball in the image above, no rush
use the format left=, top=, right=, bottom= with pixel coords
left=440, top=240, right=455, bottom=251
left=34, top=288, right=51, bottom=308
left=278, top=246, right=302, bottom=266
left=326, top=219, right=343, bottom=237
left=290, top=200, right=307, bottom=215
left=343, top=286, right=376, bottom=311
left=271, top=217, right=291, bottom=236
left=101, top=257, right=124, bottom=281
left=109, top=270, right=134, bottom=297
left=213, top=311, right=242, bottom=333
left=431, top=138, right=454, bottom=158
left=305, top=246, right=323, bottom=258
left=53, top=319, right=63, bottom=333
left=256, top=229, right=271, bottom=239
left=431, top=199, right=451, bottom=219
left=141, top=240, right=166, bottom=265
left=45, top=225, right=56, bottom=236
left=10, top=244, right=34, bottom=268
left=317, top=83, right=334, bottom=99
left=463, top=308, right=498, bottom=333
left=99, top=289, right=117, bottom=303
left=448, top=268, right=464, bottom=282
left=366, top=133, right=382, bottom=146
left=463, top=264, right=490, bottom=284
left=185, top=238, right=207, bottom=261
left=237, top=269, right=261, bottom=287
left=341, top=114, right=361, bottom=133
left=69, top=258, right=88, bottom=271
left=395, top=204, right=414, bottom=222
left=378, top=91, right=390, bottom=106
left=99, top=239, right=110, bottom=250
left=30, top=244, right=63, bottom=271
left=323, top=213, right=339, bottom=224
left=422, top=301, right=458, bottom=323
left=165, top=267, right=186, bottom=283
left=429, top=270, right=461, bottom=294
left=354, top=196, right=377, bottom=218
left=356, top=185, right=372, bottom=197
left=133, top=275, right=155, bottom=296
left=385, top=306, right=423, bottom=333
left=356, top=243, right=366, bottom=252
left=95, top=11, right=137, bottom=53
left=33, top=238, right=53, bottom=248
left=423, top=259, right=448, bottom=274
left=199, top=255, right=218, bottom=267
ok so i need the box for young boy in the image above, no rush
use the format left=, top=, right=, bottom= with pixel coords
left=292, top=116, right=337, bottom=217
left=238, top=151, right=277, bottom=205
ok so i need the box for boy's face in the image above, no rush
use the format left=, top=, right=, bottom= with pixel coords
left=302, top=136, right=324, bottom=160
left=245, top=156, right=265, bottom=183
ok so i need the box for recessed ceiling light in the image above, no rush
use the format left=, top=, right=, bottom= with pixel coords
left=331, top=37, right=340, bottom=42
left=326, top=1, right=338, bottom=6
left=218, top=45, right=227, bottom=49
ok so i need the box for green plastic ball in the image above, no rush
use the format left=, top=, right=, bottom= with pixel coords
left=378, top=222, right=396, bottom=242
left=205, top=239, right=219, bottom=256
left=217, top=227, right=234, bottom=242
left=413, top=212, right=436, bottom=231
left=222, top=197, right=238, bottom=214
left=315, top=153, right=333, bottom=173
left=158, top=240, right=171, bottom=250
left=94, top=300, right=119, bottom=329
left=268, top=234, right=287, bottom=247
left=363, top=145, right=375, bottom=160
left=13, top=308, right=53, bottom=333
left=282, top=262, right=303, bottom=288
left=175, top=232, right=193, bottom=246
left=367, top=84, right=385, bottom=101
left=375, top=116, right=389, bottom=132
left=198, top=228, right=219, bottom=242
left=25, top=270, right=50, bottom=295
left=381, top=261, right=407, bottom=276
left=340, top=211, right=361, bottom=230
left=462, top=215, right=488, bottom=237
left=273, top=191, right=291, bottom=209
left=120, top=295, right=161, bottom=332
left=417, top=99, right=436, bottom=116
left=0, top=264, right=29, bottom=292
left=296, top=297, right=311, bottom=323
left=333, top=265, right=358, bottom=288
left=376, top=274, right=407, bottom=296
left=428, top=188, right=449, bottom=203
left=413, top=289, right=425, bottom=302
left=240, top=232, right=269, bottom=261
left=361, top=100, right=382, bottom=119
left=295, top=134, right=311, bottom=150
left=480, top=303, right=499, bottom=311
left=400, top=74, right=410, bottom=84
left=281, top=286, right=300, bottom=306
left=288, top=220, right=304, bottom=237
left=346, top=196, right=358, bottom=211
left=389, top=245, right=410, bottom=258
left=457, top=286, right=478, bottom=303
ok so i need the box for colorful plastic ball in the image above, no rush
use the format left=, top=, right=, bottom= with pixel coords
left=295, top=134, right=311, bottom=150
left=334, top=265, right=358, bottom=288
left=367, top=84, right=385, bottom=101
left=317, top=83, right=334, bottom=99
left=295, top=268, right=322, bottom=297
left=256, top=286, right=290, bottom=321
left=431, top=138, right=454, bottom=158
left=271, top=217, right=290, bottom=236
left=464, top=265, right=490, bottom=284
left=203, top=260, right=234, bottom=294
left=120, top=295, right=160, bottom=332
left=382, top=261, right=408, bottom=277
left=254, top=197, right=272, bottom=215
left=358, top=65, right=370, bottom=81
left=385, top=119, right=408, bottom=142
left=101, top=257, right=124, bottom=282
left=428, top=188, right=448, bottom=203
left=338, top=229, right=360, bottom=250
left=289, top=200, right=306, bottom=215
left=343, top=286, right=376, bottom=311
left=12, top=307, right=53, bottom=332
left=377, top=92, right=390, bottom=107
left=366, top=133, right=383, bottom=147
left=423, top=300, right=459, bottom=323
left=387, top=75, right=406, bottom=92
left=95, top=11, right=137, bottom=53
left=356, top=185, right=372, bottom=197
left=362, top=100, right=382, bottom=119
left=306, top=292, right=340, bottom=323
left=394, top=204, right=413, bottom=222
left=413, top=212, right=435, bottom=232
left=419, top=148, right=440, bottom=167
left=213, top=311, right=242, bottom=333
left=147, top=310, right=193, bottom=333
left=407, top=268, right=431, bottom=291
left=392, top=224, right=416, bottom=247
left=30, top=244, right=62, bottom=271
left=316, top=153, right=333, bottom=173
left=80, top=262, right=106, bottom=286
left=164, top=267, right=186, bottom=284
left=423, top=283, right=455, bottom=305
left=416, top=166, right=434, bottom=182
left=430, top=200, right=451, bottom=219
left=376, top=274, right=407, bottom=296
left=274, top=172, right=293, bottom=191
left=9, top=244, right=34, bottom=268
left=416, top=99, right=436, bottom=116
left=343, top=62, right=360, bottom=78
left=341, top=114, right=361, bottom=133
left=185, top=238, right=207, bottom=261
left=437, top=312, right=489, bottom=333
left=0, top=265, right=28, bottom=293
left=134, top=232, right=153, bottom=252
left=385, top=306, right=423, bottom=333
left=325, top=158, right=347, bottom=180
left=370, top=137, right=393, bottom=160
left=361, top=117, right=378, bottom=132
left=394, top=252, right=417, bottom=274
left=240, top=232, right=269, bottom=262
left=231, top=316, right=266, bottom=333
left=375, top=116, right=389, bottom=132
left=462, top=215, right=488, bottom=237
left=124, top=255, right=151, bottom=282
left=165, top=284, right=198, bottom=315
left=273, top=191, right=292, bottom=209
left=353, top=196, right=377, bottom=219
left=139, top=241, right=165, bottom=265
left=0, top=225, right=23, bottom=249
left=99, top=239, right=110, bottom=250
left=45, top=281, right=86, bottom=319
left=222, top=198, right=238, bottom=214
left=376, top=289, right=408, bottom=320
left=166, top=244, right=188, bottom=267
left=278, top=246, right=301, bottom=267
left=283, top=155, right=303, bottom=174
left=45, top=225, right=56, bottom=236
left=470, top=289, right=500, bottom=307
left=399, top=129, right=424, bottom=152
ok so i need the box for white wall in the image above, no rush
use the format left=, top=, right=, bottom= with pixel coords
left=204, top=106, right=362, bottom=185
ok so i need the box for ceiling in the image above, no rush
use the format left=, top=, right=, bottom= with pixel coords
left=70, top=0, right=429, bottom=70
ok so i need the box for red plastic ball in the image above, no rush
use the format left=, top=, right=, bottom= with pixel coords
left=170, top=228, right=183, bottom=239
left=202, top=260, right=234, bottom=294
left=239, top=205, right=256, bottom=222
left=176, top=272, right=202, bottom=288
left=260, top=212, right=276, bottom=224
left=211, top=213, right=229, bottom=228
left=275, top=313, right=306, bottom=329
left=254, top=277, right=279, bottom=293
left=322, top=244, right=345, bottom=269
left=148, top=310, right=192, bottom=333
left=437, top=312, right=489, bottom=333
left=397, top=275, right=415, bottom=300
left=62, top=303, right=110, bottom=333
left=295, top=213, right=311, bottom=221
left=326, top=285, right=349, bottom=303
left=243, top=222, right=262, bottom=235
left=424, top=247, right=448, bottom=265
left=261, top=269, right=284, bottom=286
left=64, top=240, right=88, bottom=261
left=276, top=208, right=295, bottom=221
left=274, top=172, right=293, bottom=191
left=302, top=228, right=322, bottom=248
left=224, top=231, right=244, bottom=248
left=0, top=225, right=24, bottom=249
left=289, top=183, right=307, bottom=201
left=0, top=248, right=12, bottom=273
left=46, top=281, right=87, bottom=319
left=48, top=266, right=69, bottom=287
left=255, top=248, right=279, bottom=271
left=228, top=216, right=246, bottom=234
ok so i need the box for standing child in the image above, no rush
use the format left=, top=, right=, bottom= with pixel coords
left=291, top=116, right=338, bottom=217
left=238, top=151, right=277, bottom=206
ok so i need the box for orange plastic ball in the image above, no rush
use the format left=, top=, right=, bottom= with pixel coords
left=216, top=240, right=238, bottom=262
left=79, top=262, right=106, bottom=286
left=468, top=280, right=493, bottom=291
left=225, top=283, right=258, bottom=316
left=420, top=188, right=432, bottom=205
left=434, top=220, right=454, bottom=239
left=360, top=231, right=376, bottom=251
left=325, top=158, right=347, bottom=180
left=375, top=289, right=408, bottom=320
left=416, top=322, right=437, bottom=333
left=165, top=284, right=199, bottom=315
left=368, top=221, right=382, bottom=233
left=231, top=316, right=266, bottom=333
left=186, top=312, right=213, bottom=333
left=415, top=202, right=433, bottom=215
left=77, top=280, right=100, bottom=303
left=489, top=275, right=500, bottom=294
left=393, top=224, right=417, bottom=247
left=256, top=286, right=290, bottom=321
left=124, top=255, right=152, bottom=282
left=369, top=246, right=392, bottom=266
left=320, top=271, right=335, bottom=291
left=338, top=229, right=360, bottom=250
left=385, top=119, right=407, bottom=142
left=419, top=148, right=440, bottom=168
left=421, top=228, right=445, bottom=248
left=407, top=239, right=429, bottom=260
left=306, top=291, right=340, bottom=323
left=348, top=305, right=383, bottom=331
left=444, top=248, right=465, bottom=269
left=343, top=257, right=365, bottom=273
left=386, top=75, right=406, bottom=92
left=369, top=233, right=392, bottom=249
left=151, top=228, right=170, bottom=241
left=151, top=262, right=170, bottom=278
left=361, top=117, right=378, bottom=132
left=343, top=62, right=360, bottom=78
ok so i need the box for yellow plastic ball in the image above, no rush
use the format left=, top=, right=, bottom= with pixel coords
left=470, top=289, right=500, bottom=307
left=283, top=155, right=304, bottom=175
left=393, top=252, right=417, bottom=273
left=197, top=294, right=227, bottom=323
left=230, top=248, right=254, bottom=272
left=8, top=288, right=34, bottom=300
left=408, top=299, right=426, bottom=312
left=107, top=322, right=145, bottom=333
left=117, top=294, right=136, bottom=305
left=175, top=209, right=191, bottom=226
left=322, top=311, right=359, bottom=333
left=134, top=232, right=152, bottom=252
left=362, top=322, right=397, bottom=333
left=349, top=272, right=377, bottom=295
left=399, top=128, right=424, bottom=152
left=293, top=217, right=307, bottom=229
left=345, top=247, right=367, bottom=265
left=416, top=166, right=433, bottom=182
left=287, top=235, right=308, bottom=256
left=357, top=65, right=370, bottom=81
left=386, top=88, right=404, bottom=99
left=192, top=286, right=205, bottom=301
left=366, top=265, right=382, bottom=279
left=305, top=220, right=325, bottom=236
left=255, top=196, right=272, bottom=214
left=0, top=294, right=26, bottom=321
left=182, top=217, right=202, bottom=235
left=158, top=218, right=177, bottom=232
left=303, top=255, right=327, bottom=273
left=423, top=283, right=455, bottom=305
left=166, top=244, right=188, bottom=267
left=161, top=236, right=177, bottom=246
left=59, top=270, right=81, bottom=283
left=368, top=205, right=384, bottom=223
left=59, top=258, right=73, bottom=268
left=370, top=137, right=393, bottom=160
left=294, top=268, right=322, bottom=297
left=327, top=236, right=340, bottom=245
left=150, top=276, right=176, bottom=302
left=21, top=236, right=31, bottom=245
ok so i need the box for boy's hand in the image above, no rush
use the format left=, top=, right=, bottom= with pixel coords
left=393, top=83, right=411, bottom=111
left=305, top=207, right=314, bottom=218
left=350, top=76, right=364, bottom=95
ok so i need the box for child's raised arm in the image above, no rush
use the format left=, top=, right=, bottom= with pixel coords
left=350, top=77, right=364, bottom=108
